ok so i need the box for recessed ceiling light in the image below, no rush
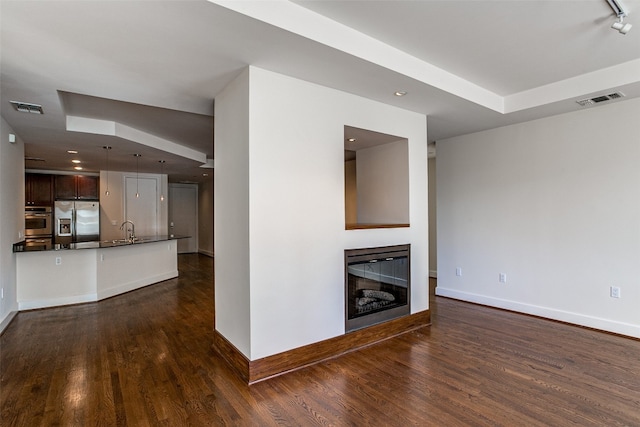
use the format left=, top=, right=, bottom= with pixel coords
left=203, top=173, right=209, bottom=177
left=74, top=166, right=83, bottom=170
left=394, top=91, right=407, bottom=97
left=67, top=150, right=78, bottom=154
left=71, top=159, right=81, bottom=164
left=347, top=138, right=356, bottom=142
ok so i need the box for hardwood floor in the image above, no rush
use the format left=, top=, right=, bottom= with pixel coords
left=2, top=259, right=640, bottom=426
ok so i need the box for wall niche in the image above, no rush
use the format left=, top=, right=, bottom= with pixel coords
left=344, top=125, right=409, bottom=230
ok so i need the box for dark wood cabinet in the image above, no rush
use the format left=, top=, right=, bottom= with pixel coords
left=77, top=175, right=99, bottom=199
left=54, top=175, right=76, bottom=200
left=55, top=175, right=99, bottom=200
left=25, top=173, right=53, bottom=206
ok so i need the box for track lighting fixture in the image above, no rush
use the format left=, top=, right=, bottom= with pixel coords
left=611, top=16, right=632, bottom=34
left=607, top=0, right=628, bottom=17
left=606, top=0, right=632, bottom=34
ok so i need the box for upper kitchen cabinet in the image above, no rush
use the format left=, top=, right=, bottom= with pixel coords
left=25, top=173, right=54, bottom=206
left=55, top=175, right=99, bottom=200
left=76, top=175, right=99, bottom=199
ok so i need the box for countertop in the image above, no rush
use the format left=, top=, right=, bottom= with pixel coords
left=14, top=235, right=188, bottom=253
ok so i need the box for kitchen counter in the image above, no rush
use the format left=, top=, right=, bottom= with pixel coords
left=13, top=235, right=188, bottom=252
left=15, top=238, right=181, bottom=310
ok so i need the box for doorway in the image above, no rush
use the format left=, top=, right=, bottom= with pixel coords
left=428, top=144, right=437, bottom=281
left=169, top=183, right=198, bottom=253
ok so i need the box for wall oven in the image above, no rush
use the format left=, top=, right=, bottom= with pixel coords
left=25, top=206, right=52, bottom=237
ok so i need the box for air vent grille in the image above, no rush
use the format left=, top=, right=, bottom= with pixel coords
left=10, top=101, right=44, bottom=114
left=576, top=92, right=625, bottom=107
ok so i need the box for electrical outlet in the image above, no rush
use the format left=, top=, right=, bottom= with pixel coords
left=610, top=286, right=621, bottom=298
left=55, top=257, right=62, bottom=266
left=499, top=273, right=507, bottom=283
left=455, top=267, right=463, bottom=277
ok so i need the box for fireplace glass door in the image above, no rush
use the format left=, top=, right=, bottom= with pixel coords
left=345, top=245, right=410, bottom=332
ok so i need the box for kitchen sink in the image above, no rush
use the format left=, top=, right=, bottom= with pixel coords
left=106, top=238, right=144, bottom=244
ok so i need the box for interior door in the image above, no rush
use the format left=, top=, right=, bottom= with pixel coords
left=169, top=184, right=198, bottom=253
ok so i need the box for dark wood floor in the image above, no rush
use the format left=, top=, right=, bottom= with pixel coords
left=2, top=255, right=640, bottom=426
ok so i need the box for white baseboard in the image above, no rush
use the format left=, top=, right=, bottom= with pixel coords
left=97, top=270, right=178, bottom=301
left=198, top=249, right=214, bottom=258
left=19, top=271, right=179, bottom=311
left=435, top=287, right=640, bottom=339
left=0, top=310, right=18, bottom=334
left=19, top=293, right=97, bottom=311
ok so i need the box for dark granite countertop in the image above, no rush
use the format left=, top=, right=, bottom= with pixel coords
left=14, top=235, right=188, bottom=253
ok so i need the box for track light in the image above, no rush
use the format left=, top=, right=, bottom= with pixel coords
left=607, top=0, right=632, bottom=34
left=607, top=0, right=628, bottom=17
left=612, top=17, right=632, bottom=34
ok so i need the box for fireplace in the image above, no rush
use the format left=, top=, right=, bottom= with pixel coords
left=345, top=244, right=410, bottom=332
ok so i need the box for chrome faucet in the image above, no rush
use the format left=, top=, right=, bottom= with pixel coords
left=119, top=220, right=136, bottom=242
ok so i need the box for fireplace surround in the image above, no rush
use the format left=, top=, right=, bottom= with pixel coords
left=345, top=244, right=410, bottom=332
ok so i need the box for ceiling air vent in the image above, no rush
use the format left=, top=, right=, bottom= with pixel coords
left=576, top=92, right=625, bottom=107
left=9, top=101, right=43, bottom=114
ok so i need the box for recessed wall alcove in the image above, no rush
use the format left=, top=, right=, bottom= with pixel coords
left=344, top=126, right=410, bottom=230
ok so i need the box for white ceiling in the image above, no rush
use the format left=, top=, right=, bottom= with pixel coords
left=2, top=0, right=639, bottom=182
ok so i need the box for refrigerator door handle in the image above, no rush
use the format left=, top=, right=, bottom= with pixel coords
left=72, top=208, right=76, bottom=241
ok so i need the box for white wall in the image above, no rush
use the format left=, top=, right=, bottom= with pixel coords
left=198, top=177, right=214, bottom=257
left=215, top=67, right=428, bottom=360
left=0, top=117, right=24, bottom=332
left=214, top=67, right=251, bottom=357
left=357, top=139, right=409, bottom=224
left=100, top=170, right=168, bottom=241
left=344, top=159, right=357, bottom=225
left=436, top=97, right=640, bottom=338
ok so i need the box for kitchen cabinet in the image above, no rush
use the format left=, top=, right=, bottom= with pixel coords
left=55, top=175, right=99, bottom=200
left=54, top=175, right=76, bottom=199
left=77, top=175, right=99, bottom=199
left=25, top=173, right=53, bottom=206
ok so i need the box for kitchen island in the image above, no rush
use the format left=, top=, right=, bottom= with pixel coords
left=14, top=236, right=183, bottom=310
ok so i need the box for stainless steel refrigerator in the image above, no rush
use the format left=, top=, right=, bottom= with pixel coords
left=54, top=201, right=100, bottom=244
